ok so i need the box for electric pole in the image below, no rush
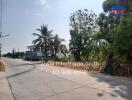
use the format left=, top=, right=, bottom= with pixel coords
left=0, top=0, right=9, bottom=57
left=0, top=32, right=9, bottom=57
left=0, top=0, right=3, bottom=57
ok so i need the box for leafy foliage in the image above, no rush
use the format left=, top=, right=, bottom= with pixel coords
left=99, top=0, right=132, bottom=75
left=32, top=24, right=53, bottom=60
left=69, top=9, right=98, bottom=61
left=52, top=34, right=67, bottom=57
left=113, top=12, right=132, bottom=62
left=32, top=24, right=67, bottom=61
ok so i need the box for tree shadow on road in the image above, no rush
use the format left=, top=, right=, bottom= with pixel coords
left=89, top=73, right=132, bottom=100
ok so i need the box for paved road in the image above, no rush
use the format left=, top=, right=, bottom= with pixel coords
left=4, top=58, right=132, bottom=100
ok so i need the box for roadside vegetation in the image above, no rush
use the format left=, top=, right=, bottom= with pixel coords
left=3, top=0, right=132, bottom=77
left=68, top=0, right=132, bottom=76
left=32, top=24, right=68, bottom=62
left=0, top=59, right=5, bottom=71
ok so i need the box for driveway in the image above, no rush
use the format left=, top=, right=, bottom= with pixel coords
left=3, top=58, right=132, bottom=100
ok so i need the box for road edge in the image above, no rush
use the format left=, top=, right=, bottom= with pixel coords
left=0, top=72, right=14, bottom=100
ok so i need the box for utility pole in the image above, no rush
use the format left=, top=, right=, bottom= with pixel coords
left=0, top=0, right=3, bottom=57
left=0, top=0, right=9, bottom=57
left=0, top=32, right=9, bottom=57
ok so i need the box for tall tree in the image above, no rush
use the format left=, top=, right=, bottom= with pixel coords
left=97, top=13, right=116, bottom=44
left=100, top=0, right=132, bottom=75
left=69, top=30, right=82, bottom=61
left=114, top=12, right=132, bottom=63
left=52, top=34, right=67, bottom=57
left=32, top=24, right=53, bottom=61
left=69, top=9, right=97, bottom=61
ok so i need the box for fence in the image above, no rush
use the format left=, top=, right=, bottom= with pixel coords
left=47, top=61, right=104, bottom=72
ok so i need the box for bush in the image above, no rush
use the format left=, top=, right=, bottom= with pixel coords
left=54, top=53, right=69, bottom=62
left=54, top=56, right=69, bottom=62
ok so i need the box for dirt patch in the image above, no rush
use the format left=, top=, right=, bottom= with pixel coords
left=0, top=60, right=5, bottom=71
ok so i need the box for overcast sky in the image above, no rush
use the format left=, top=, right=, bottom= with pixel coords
left=2, top=0, right=105, bottom=53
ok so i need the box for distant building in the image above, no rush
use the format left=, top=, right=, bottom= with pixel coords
left=24, top=45, right=42, bottom=61
left=27, top=45, right=40, bottom=52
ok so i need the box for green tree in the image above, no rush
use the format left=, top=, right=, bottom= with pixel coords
left=52, top=34, right=67, bottom=57
left=32, top=24, right=53, bottom=61
left=69, top=9, right=97, bottom=61
left=114, top=12, right=132, bottom=63
left=69, top=30, right=82, bottom=61
left=100, top=0, right=132, bottom=75
left=97, top=13, right=119, bottom=44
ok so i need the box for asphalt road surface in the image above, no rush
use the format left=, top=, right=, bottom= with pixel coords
left=4, top=58, right=132, bottom=100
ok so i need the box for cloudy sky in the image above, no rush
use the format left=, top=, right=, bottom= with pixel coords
left=2, top=0, right=104, bottom=53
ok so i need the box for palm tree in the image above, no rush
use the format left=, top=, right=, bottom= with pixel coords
left=32, top=24, right=53, bottom=61
left=52, top=34, right=67, bottom=57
